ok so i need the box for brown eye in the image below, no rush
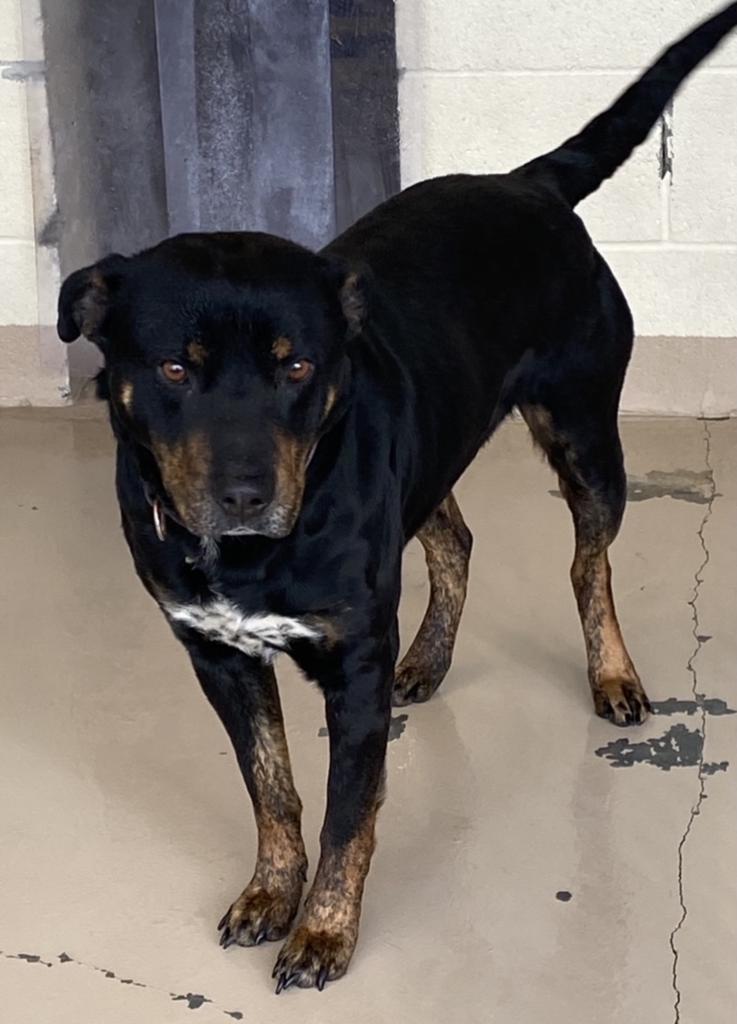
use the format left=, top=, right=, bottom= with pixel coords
left=287, top=359, right=314, bottom=383
left=160, top=360, right=188, bottom=384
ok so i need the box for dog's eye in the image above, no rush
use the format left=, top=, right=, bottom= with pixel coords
left=160, top=360, right=188, bottom=385
left=286, top=359, right=314, bottom=383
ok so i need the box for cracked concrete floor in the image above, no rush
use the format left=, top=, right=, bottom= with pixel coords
left=0, top=408, right=735, bottom=1024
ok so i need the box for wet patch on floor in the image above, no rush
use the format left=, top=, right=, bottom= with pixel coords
left=595, top=723, right=712, bottom=771
left=319, top=712, right=408, bottom=742
left=0, top=949, right=244, bottom=1018
left=550, top=468, right=719, bottom=505
left=651, top=697, right=736, bottom=717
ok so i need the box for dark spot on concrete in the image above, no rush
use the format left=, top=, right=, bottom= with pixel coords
left=696, top=634, right=712, bottom=644
left=702, top=761, right=729, bottom=776
left=31, top=505, right=38, bottom=511
left=172, top=993, right=211, bottom=1010
left=596, top=723, right=704, bottom=770
left=651, top=697, right=735, bottom=717
left=556, top=890, right=572, bottom=902
left=2, top=952, right=54, bottom=968
left=5, top=948, right=237, bottom=1017
left=388, top=713, right=408, bottom=740
left=320, top=712, right=408, bottom=742
left=551, top=468, right=719, bottom=505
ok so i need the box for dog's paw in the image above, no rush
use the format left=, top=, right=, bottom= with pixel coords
left=272, top=926, right=355, bottom=992
left=593, top=677, right=651, bottom=727
left=392, top=662, right=444, bottom=706
left=218, top=888, right=301, bottom=949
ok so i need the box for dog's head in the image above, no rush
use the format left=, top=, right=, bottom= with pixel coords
left=58, top=233, right=364, bottom=540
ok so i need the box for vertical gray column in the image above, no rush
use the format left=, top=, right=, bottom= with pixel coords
left=155, top=0, right=336, bottom=250
left=42, top=0, right=168, bottom=378
left=329, top=0, right=400, bottom=232
left=154, top=0, right=199, bottom=234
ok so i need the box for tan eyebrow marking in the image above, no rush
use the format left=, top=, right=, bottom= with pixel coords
left=272, top=336, right=293, bottom=360
left=187, top=340, right=207, bottom=366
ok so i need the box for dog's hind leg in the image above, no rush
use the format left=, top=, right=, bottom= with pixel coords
left=393, top=492, right=472, bottom=706
left=520, top=402, right=650, bottom=726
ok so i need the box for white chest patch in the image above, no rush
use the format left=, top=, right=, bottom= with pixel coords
left=164, top=597, right=321, bottom=663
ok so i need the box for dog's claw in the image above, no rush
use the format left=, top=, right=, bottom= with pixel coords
left=275, top=971, right=298, bottom=995
left=316, top=966, right=329, bottom=992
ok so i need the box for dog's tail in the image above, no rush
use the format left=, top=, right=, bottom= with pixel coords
left=515, top=2, right=737, bottom=207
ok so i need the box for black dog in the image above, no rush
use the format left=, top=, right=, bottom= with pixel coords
left=57, top=5, right=737, bottom=992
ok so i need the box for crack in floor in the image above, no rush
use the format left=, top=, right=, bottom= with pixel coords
left=0, top=948, right=244, bottom=1019
left=668, top=419, right=716, bottom=1024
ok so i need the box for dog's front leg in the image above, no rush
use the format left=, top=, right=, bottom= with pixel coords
left=273, top=633, right=396, bottom=992
left=185, top=639, right=308, bottom=947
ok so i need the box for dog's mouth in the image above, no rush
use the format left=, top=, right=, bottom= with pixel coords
left=148, top=432, right=315, bottom=543
left=149, top=492, right=300, bottom=542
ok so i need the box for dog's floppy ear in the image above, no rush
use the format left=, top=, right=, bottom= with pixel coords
left=321, top=255, right=368, bottom=340
left=57, top=253, right=128, bottom=345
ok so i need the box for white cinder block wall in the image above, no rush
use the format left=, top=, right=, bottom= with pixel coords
left=0, top=0, right=66, bottom=406
left=1, top=2, right=735, bottom=412
left=397, top=0, right=737, bottom=415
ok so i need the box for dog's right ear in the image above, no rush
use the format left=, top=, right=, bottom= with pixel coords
left=57, top=254, right=128, bottom=346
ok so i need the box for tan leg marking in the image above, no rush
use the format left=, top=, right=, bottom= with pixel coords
left=571, top=537, right=650, bottom=726
left=393, top=492, right=472, bottom=705
left=521, top=403, right=650, bottom=726
left=219, top=701, right=308, bottom=948
left=272, top=802, right=379, bottom=990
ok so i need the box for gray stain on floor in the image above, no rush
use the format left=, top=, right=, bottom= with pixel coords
left=596, top=723, right=703, bottom=770
left=550, top=468, right=719, bottom=505
left=0, top=950, right=244, bottom=1018
left=595, top=722, right=729, bottom=773
left=319, top=712, right=408, bottom=741
left=651, top=697, right=736, bottom=717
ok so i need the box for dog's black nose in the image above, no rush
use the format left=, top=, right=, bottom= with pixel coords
left=219, top=478, right=271, bottom=519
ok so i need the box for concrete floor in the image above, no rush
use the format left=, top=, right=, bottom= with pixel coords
left=0, top=407, right=735, bottom=1023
